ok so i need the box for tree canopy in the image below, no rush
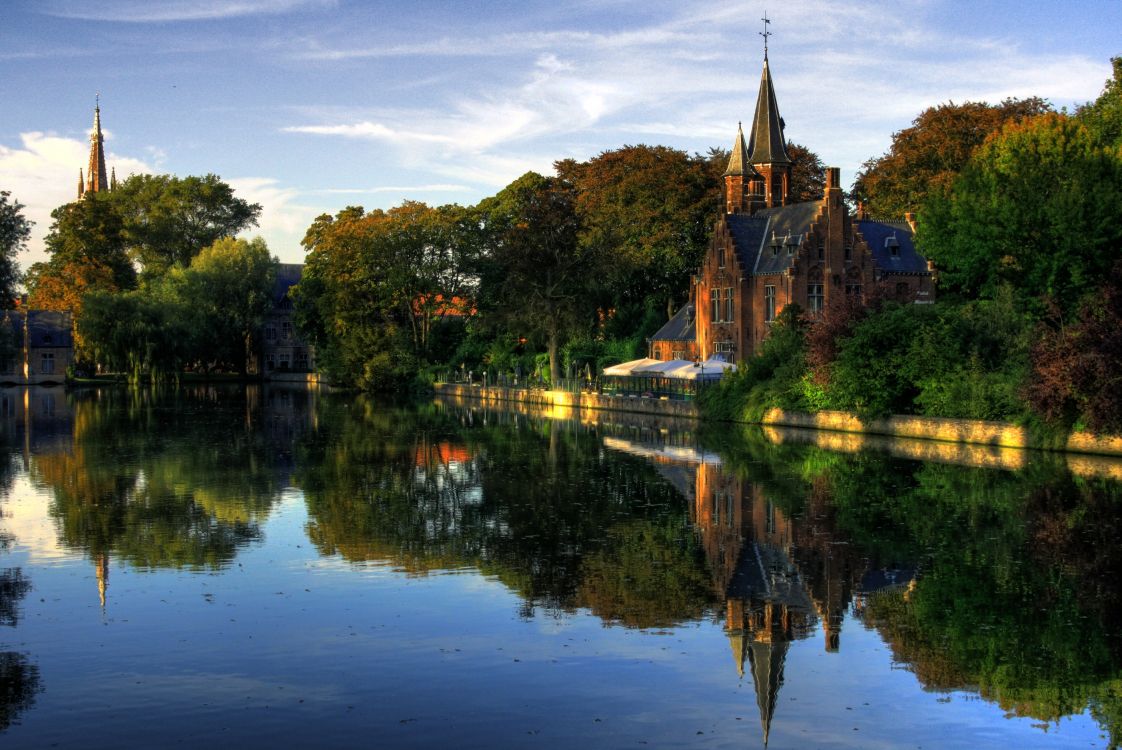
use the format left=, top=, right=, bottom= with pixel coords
left=113, top=173, right=261, bottom=275
left=853, top=98, right=1052, bottom=217
left=26, top=192, right=136, bottom=315
left=475, top=172, right=605, bottom=383
left=555, top=145, right=718, bottom=317
left=917, top=112, right=1122, bottom=306
left=294, top=201, right=475, bottom=390
left=0, top=191, right=29, bottom=308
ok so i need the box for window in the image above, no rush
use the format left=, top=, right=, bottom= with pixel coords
left=764, top=285, right=776, bottom=322
left=265, top=325, right=277, bottom=342
left=724, top=288, right=734, bottom=322
left=43, top=334, right=53, bottom=345
left=844, top=243, right=852, bottom=261
left=40, top=352, right=54, bottom=374
left=295, top=349, right=309, bottom=370
left=717, top=245, right=725, bottom=269
left=808, top=284, right=824, bottom=312
left=265, top=354, right=276, bottom=371
left=715, top=341, right=734, bottom=353
left=710, top=288, right=721, bottom=322
left=281, top=322, right=293, bottom=340
left=846, top=284, right=863, bottom=299
left=278, top=352, right=291, bottom=370
left=817, top=240, right=825, bottom=261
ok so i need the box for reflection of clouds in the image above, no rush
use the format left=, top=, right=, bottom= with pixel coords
left=1, top=476, right=79, bottom=564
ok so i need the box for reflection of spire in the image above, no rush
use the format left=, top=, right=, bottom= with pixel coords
left=729, top=629, right=746, bottom=678
left=748, top=640, right=788, bottom=747
left=96, top=552, right=108, bottom=610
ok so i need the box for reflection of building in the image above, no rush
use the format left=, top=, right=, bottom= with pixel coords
left=1, top=311, right=75, bottom=385
left=261, top=264, right=315, bottom=379
left=689, top=461, right=873, bottom=746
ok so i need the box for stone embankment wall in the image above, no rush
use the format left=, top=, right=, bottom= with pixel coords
left=761, top=408, right=1122, bottom=458
left=434, top=383, right=1122, bottom=458
left=433, top=383, right=699, bottom=419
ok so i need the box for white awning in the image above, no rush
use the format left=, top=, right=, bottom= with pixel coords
left=601, top=358, right=661, bottom=376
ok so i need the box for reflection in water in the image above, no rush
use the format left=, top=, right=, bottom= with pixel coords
left=0, top=386, right=1119, bottom=746
left=0, top=467, right=41, bottom=731
left=5, top=385, right=310, bottom=609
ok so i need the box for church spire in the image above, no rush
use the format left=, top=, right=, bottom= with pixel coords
left=746, top=33, right=792, bottom=208
left=724, top=121, right=751, bottom=177
left=85, top=95, right=110, bottom=195
left=747, top=58, right=791, bottom=166
left=78, top=168, right=85, bottom=199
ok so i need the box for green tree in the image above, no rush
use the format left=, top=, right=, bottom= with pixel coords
left=786, top=142, right=827, bottom=203
left=476, top=172, right=605, bottom=384
left=918, top=112, right=1122, bottom=306
left=555, top=145, right=718, bottom=318
left=180, top=237, right=276, bottom=374
left=112, top=173, right=261, bottom=275
left=295, top=202, right=474, bottom=390
left=854, top=98, right=1051, bottom=217
left=27, top=193, right=135, bottom=315
left=1078, top=56, right=1122, bottom=148
left=0, top=191, right=29, bottom=307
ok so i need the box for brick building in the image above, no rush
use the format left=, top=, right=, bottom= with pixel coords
left=692, top=52, right=934, bottom=363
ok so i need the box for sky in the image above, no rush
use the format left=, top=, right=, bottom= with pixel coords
left=2, top=0, right=1119, bottom=271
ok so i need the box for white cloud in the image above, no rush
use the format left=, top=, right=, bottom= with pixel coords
left=306, top=185, right=470, bottom=194
left=37, top=0, right=334, bottom=23
left=0, top=132, right=151, bottom=269
left=225, top=177, right=322, bottom=262
left=281, top=0, right=1113, bottom=196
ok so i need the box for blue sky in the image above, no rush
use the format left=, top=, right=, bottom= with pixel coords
left=2, top=0, right=1119, bottom=269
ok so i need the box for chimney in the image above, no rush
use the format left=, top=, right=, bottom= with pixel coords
left=856, top=201, right=868, bottom=221
left=824, top=167, right=841, bottom=192
left=904, top=212, right=917, bottom=233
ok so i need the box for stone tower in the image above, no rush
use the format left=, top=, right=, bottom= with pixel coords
left=78, top=98, right=111, bottom=199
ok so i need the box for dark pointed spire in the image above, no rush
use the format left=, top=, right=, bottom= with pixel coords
left=723, top=121, right=752, bottom=176
left=748, top=640, right=789, bottom=748
left=110, top=166, right=117, bottom=190
left=747, top=59, right=791, bottom=166
left=78, top=168, right=85, bottom=199
left=86, top=95, right=109, bottom=194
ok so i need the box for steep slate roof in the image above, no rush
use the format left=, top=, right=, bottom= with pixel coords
left=723, top=123, right=756, bottom=177
left=747, top=59, right=791, bottom=165
left=26, top=310, right=73, bottom=348
left=726, top=202, right=820, bottom=276
left=273, top=263, right=303, bottom=306
left=858, top=220, right=930, bottom=274
left=650, top=303, right=695, bottom=342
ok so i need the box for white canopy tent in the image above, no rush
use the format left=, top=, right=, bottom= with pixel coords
left=601, top=358, right=661, bottom=376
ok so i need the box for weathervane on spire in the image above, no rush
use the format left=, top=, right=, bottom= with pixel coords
left=760, top=11, right=772, bottom=60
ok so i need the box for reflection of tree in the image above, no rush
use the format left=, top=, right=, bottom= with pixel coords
left=300, top=398, right=717, bottom=627
left=32, top=387, right=286, bottom=574
left=0, top=570, right=30, bottom=628
left=0, top=652, right=40, bottom=732
left=0, top=565, right=40, bottom=732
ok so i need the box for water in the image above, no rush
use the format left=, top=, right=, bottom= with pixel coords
left=1, top=384, right=1119, bottom=749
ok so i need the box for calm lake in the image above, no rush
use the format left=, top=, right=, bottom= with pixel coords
left=1, top=385, right=1119, bottom=749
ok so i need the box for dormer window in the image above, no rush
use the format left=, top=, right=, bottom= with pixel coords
left=885, top=234, right=900, bottom=257
left=43, top=334, right=52, bottom=345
